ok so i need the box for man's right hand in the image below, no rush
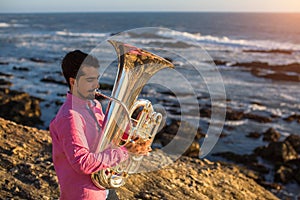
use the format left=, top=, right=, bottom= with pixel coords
left=124, top=136, right=152, bottom=155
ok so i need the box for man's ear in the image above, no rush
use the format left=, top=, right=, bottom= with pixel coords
left=69, top=77, right=75, bottom=87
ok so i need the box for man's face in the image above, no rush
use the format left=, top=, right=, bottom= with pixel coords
left=72, top=65, right=100, bottom=100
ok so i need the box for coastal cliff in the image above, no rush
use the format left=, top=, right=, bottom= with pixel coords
left=0, top=117, right=278, bottom=199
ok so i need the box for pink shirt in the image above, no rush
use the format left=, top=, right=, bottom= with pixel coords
left=50, top=92, right=128, bottom=200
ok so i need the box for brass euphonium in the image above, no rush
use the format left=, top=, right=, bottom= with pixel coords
left=91, top=40, right=174, bottom=189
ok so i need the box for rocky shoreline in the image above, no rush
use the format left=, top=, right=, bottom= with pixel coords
left=0, top=81, right=300, bottom=198
left=0, top=117, right=280, bottom=200
left=213, top=60, right=300, bottom=82
left=1, top=88, right=299, bottom=199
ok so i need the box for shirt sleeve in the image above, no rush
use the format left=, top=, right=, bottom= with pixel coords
left=55, top=111, right=129, bottom=175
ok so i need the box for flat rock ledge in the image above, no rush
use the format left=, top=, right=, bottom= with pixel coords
left=0, top=117, right=278, bottom=200
left=117, top=155, right=278, bottom=200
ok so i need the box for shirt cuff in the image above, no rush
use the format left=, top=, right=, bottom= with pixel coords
left=119, top=146, right=129, bottom=160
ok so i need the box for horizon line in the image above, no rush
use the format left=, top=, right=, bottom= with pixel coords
left=1, top=10, right=300, bottom=14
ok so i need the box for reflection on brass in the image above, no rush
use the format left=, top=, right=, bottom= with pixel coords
left=91, top=40, right=174, bottom=189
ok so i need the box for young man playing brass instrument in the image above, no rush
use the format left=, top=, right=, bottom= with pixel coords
left=49, top=50, right=151, bottom=200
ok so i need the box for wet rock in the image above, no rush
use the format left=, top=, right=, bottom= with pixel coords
left=243, top=49, right=293, bottom=55
left=213, top=152, right=257, bottom=164
left=246, top=132, right=261, bottom=139
left=244, top=112, right=272, bottom=123
left=200, top=107, right=212, bottom=118
left=225, top=108, right=244, bottom=120
left=99, top=83, right=113, bottom=90
left=213, top=60, right=227, bottom=66
left=29, top=57, right=50, bottom=63
left=284, top=114, right=300, bottom=123
left=212, top=152, right=270, bottom=174
left=252, top=70, right=300, bottom=82
left=40, top=76, right=66, bottom=85
left=274, top=165, right=294, bottom=184
left=12, top=66, right=29, bottom=71
left=0, top=88, right=42, bottom=127
left=232, top=62, right=300, bottom=73
left=284, top=134, right=300, bottom=153
left=161, top=119, right=180, bottom=135
left=156, top=119, right=202, bottom=159
left=0, top=72, right=13, bottom=77
left=254, top=141, right=298, bottom=163
left=231, top=61, right=300, bottom=82
left=0, top=61, right=9, bottom=65
left=262, top=128, right=281, bottom=142
left=183, top=140, right=200, bottom=158
left=225, top=108, right=272, bottom=123
left=0, top=78, right=12, bottom=86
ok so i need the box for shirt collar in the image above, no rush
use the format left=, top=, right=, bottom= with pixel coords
left=66, top=92, right=92, bottom=109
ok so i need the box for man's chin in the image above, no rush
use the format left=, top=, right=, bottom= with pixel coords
left=87, top=92, right=96, bottom=100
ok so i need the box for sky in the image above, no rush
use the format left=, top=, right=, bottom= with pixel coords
left=1, top=0, right=300, bottom=13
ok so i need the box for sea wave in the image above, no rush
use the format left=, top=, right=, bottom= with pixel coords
left=55, top=30, right=107, bottom=38
left=157, top=29, right=300, bottom=51
left=0, top=22, right=26, bottom=28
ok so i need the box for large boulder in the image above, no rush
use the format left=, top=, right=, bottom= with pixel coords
left=0, top=88, right=42, bottom=127
left=254, top=141, right=298, bottom=163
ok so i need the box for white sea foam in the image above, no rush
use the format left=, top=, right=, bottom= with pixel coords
left=157, top=29, right=300, bottom=51
left=56, top=30, right=107, bottom=38
left=0, top=22, right=10, bottom=27
left=0, top=22, right=26, bottom=28
left=225, top=120, right=248, bottom=126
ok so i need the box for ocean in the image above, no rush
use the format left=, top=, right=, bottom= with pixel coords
left=0, top=12, right=300, bottom=196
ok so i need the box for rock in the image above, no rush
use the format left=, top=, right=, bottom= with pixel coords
left=231, top=61, right=300, bottom=82
left=246, top=132, right=261, bottom=139
left=254, top=141, right=298, bottom=163
left=295, top=169, right=300, bottom=184
left=200, top=107, right=212, bottom=118
left=183, top=140, right=200, bottom=158
left=274, top=165, right=294, bottom=184
left=284, top=134, right=300, bottom=154
left=0, top=78, right=12, bottom=86
left=284, top=159, right=300, bottom=184
left=252, top=71, right=300, bottom=82
left=0, top=88, right=42, bottom=127
left=40, top=76, right=66, bottom=85
left=117, top=155, right=279, bottom=200
left=213, top=152, right=257, bottom=164
left=225, top=108, right=244, bottom=120
left=156, top=119, right=201, bottom=158
left=284, top=114, right=300, bottom=123
left=262, top=128, right=281, bottom=142
left=244, top=112, right=272, bottom=123
left=29, top=57, right=50, bottom=63
left=0, top=61, right=9, bottom=65
left=0, top=117, right=59, bottom=199
left=99, top=83, right=113, bottom=90
left=213, top=60, right=227, bottom=66
left=243, top=49, right=293, bottom=55
left=0, top=72, right=13, bottom=77
left=0, top=117, right=280, bottom=199
left=12, top=66, right=29, bottom=71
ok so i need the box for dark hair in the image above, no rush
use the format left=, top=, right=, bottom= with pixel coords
left=61, top=50, right=99, bottom=89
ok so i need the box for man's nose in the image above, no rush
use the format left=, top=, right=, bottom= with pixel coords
left=94, top=81, right=100, bottom=89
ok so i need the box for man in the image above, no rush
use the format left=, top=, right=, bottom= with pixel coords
left=50, top=50, right=151, bottom=199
